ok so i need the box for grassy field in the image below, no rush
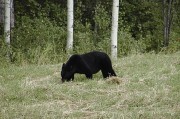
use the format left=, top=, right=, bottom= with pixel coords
left=0, top=52, right=180, bottom=119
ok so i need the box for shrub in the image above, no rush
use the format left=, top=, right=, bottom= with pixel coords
left=11, top=16, right=67, bottom=64
left=167, top=32, right=180, bottom=53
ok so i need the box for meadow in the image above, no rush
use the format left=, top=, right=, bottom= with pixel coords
left=0, top=52, right=180, bottom=119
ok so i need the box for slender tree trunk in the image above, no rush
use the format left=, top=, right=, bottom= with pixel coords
left=0, top=0, right=4, bottom=23
left=166, top=0, right=173, bottom=46
left=66, top=0, right=74, bottom=53
left=163, top=0, right=167, bottom=47
left=10, top=0, right=14, bottom=27
left=111, top=0, right=119, bottom=60
left=0, top=0, right=13, bottom=26
left=162, top=0, right=173, bottom=47
left=4, top=0, right=11, bottom=60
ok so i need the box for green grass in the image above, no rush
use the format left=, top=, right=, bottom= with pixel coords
left=0, top=52, right=180, bottom=119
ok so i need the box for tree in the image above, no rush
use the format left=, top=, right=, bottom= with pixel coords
left=0, top=0, right=4, bottom=24
left=162, top=0, right=174, bottom=47
left=4, top=0, right=11, bottom=60
left=66, top=0, right=74, bottom=53
left=111, top=0, right=119, bottom=59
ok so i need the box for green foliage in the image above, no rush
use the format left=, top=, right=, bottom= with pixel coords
left=117, top=28, right=156, bottom=56
left=0, top=0, right=179, bottom=65
left=93, top=4, right=111, bottom=51
left=73, top=4, right=112, bottom=54
left=94, top=4, right=111, bottom=33
left=120, top=1, right=160, bottom=39
left=165, top=32, right=180, bottom=53
left=118, top=29, right=136, bottom=56
left=11, top=17, right=67, bottom=64
left=74, top=23, right=96, bottom=54
left=0, top=39, right=10, bottom=67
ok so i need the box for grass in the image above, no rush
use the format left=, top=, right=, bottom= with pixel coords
left=0, top=52, right=180, bottom=119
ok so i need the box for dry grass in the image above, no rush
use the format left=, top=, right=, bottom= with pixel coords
left=0, top=52, right=180, bottom=118
left=106, top=76, right=124, bottom=84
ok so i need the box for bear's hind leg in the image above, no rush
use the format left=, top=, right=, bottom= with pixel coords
left=110, top=69, right=116, bottom=76
left=85, top=74, right=93, bottom=79
left=101, top=68, right=116, bottom=78
left=101, top=69, right=109, bottom=78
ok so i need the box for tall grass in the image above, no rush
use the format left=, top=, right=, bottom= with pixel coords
left=0, top=52, right=179, bottom=118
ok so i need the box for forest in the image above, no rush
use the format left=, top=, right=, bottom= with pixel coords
left=0, top=0, right=180, bottom=65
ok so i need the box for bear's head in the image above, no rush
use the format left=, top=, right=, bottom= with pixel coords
left=61, top=63, right=75, bottom=82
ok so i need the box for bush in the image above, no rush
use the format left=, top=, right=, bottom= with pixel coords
left=167, top=32, right=180, bottom=53
left=73, top=4, right=112, bottom=54
left=0, top=39, right=11, bottom=67
left=11, top=16, right=67, bottom=64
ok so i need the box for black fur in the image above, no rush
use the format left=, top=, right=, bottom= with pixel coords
left=61, top=51, right=116, bottom=82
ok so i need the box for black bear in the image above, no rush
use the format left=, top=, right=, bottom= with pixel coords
left=61, top=51, right=116, bottom=82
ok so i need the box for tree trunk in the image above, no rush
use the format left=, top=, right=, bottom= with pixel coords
left=111, top=0, right=119, bottom=60
left=0, top=0, right=4, bottom=23
left=166, top=0, right=173, bottom=46
left=4, top=0, right=11, bottom=60
left=0, top=0, right=14, bottom=26
left=10, top=0, right=14, bottom=27
left=163, top=0, right=167, bottom=47
left=162, top=0, right=173, bottom=47
left=66, top=0, right=74, bottom=53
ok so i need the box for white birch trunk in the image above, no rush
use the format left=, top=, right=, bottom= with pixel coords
left=111, top=0, right=119, bottom=60
left=66, top=0, right=74, bottom=52
left=4, top=0, right=11, bottom=59
left=4, top=0, right=10, bottom=44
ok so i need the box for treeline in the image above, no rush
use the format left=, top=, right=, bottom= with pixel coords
left=0, top=0, right=180, bottom=65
